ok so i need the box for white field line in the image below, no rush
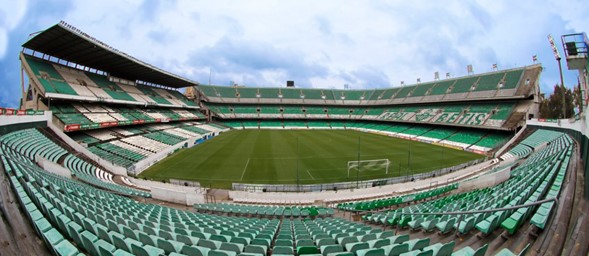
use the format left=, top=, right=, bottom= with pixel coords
left=240, top=158, right=250, bottom=181
left=306, top=169, right=316, bottom=180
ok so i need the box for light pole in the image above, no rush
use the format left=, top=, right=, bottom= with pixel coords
left=548, top=34, right=567, bottom=118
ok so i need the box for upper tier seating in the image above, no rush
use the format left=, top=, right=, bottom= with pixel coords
left=198, top=65, right=539, bottom=105
left=24, top=55, right=197, bottom=108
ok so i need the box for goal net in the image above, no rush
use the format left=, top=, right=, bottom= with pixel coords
left=347, top=159, right=390, bottom=177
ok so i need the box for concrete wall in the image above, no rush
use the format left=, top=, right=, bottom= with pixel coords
left=527, top=118, right=584, bottom=131
left=0, top=112, right=50, bottom=126
left=457, top=167, right=510, bottom=193
left=150, top=186, right=205, bottom=205
left=129, top=177, right=205, bottom=205
left=36, top=156, right=72, bottom=178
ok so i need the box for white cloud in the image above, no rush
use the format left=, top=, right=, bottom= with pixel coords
left=3, top=0, right=588, bottom=93
left=0, top=0, right=27, bottom=58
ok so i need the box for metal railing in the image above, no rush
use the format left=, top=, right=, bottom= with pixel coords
left=562, top=33, right=589, bottom=58
left=232, top=158, right=484, bottom=192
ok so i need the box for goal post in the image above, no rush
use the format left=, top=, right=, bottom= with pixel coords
left=347, top=159, right=390, bottom=177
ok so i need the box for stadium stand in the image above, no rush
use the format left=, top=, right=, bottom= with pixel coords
left=0, top=128, right=151, bottom=197
left=198, top=65, right=539, bottom=106
left=1, top=120, right=578, bottom=256
left=362, top=130, right=572, bottom=237
left=338, top=184, right=458, bottom=212
left=8, top=21, right=586, bottom=256
left=23, top=55, right=197, bottom=108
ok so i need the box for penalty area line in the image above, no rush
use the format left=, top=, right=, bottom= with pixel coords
left=240, top=158, right=250, bottom=181
left=306, top=169, right=316, bottom=180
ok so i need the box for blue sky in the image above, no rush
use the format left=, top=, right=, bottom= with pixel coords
left=1, top=0, right=588, bottom=108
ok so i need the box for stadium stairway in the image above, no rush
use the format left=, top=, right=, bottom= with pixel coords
left=0, top=159, right=51, bottom=255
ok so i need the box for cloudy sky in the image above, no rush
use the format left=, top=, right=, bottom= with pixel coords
left=0, top=0, right=587, bottom=107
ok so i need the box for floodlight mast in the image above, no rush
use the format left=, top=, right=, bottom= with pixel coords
left=548, top=34, right=567, bottom=118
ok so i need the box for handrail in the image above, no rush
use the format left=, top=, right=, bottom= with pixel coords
left=389, top=197, right=557, bottom=217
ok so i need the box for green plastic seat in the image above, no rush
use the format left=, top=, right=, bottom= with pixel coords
left=404, top=238, right=430, bottom=251
left=455, top=216, right=475, bottom=234
left=320, top=244, right=343, bottom=256
left=272, top=246, right=294, bottom=255
left=99, top=247, right=133, bottom=256
left=422, top=241, right=455, bottom=256
left=180, top=245, right=210, bottom=256
left=199, top=239, right=222, bottom=250
left=297, top=239, right=315, bottom=247
left=337, top=236, right=358, bottom=247
left=131, top=243, right=165, bottom=256
left=420, top=217, right=439, bottom=232
left=43, top=228, right=65, bottom=246
left=176, top=235, right=199, bottom=245
left=275, top=239, right=293, bottom=247
left=356, top=248, right=385, bottom=256
left=210, top=250, right=238, bottom=256
left=399, top=249, right=433, bottom=256
left=54, top=239, right=81, bottom=256
left=80, top=230, right=99, bottom=256
left=345, top=242, right=369, bottom=253
left=228, top=236, right=249, bottom=246
left=360, top=233, right=377, bottom=242
left=475, top=215, right=499, bottom=235
left=296, top=246, right=319, bottom=255
left=326, top=252, right=354, bottom=256
left=435, top=217, right=456, bottom=234
left=244, top=245, right=266, bottom=256
left=451, top=243, right=488, bottom=256
left=158, top=238, right=185, bottom=254
left=388, top=234, right=409, bottom=244
left=382, top=243, right=409, bottom=256
left=220, top=242, right=244, bottom=254
left=407, top=217, right=424, bottom=230
left=368, top=238, right=389, bottom=248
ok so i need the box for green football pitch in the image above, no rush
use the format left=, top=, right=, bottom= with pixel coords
left=139, top=129, right=484, bottom=189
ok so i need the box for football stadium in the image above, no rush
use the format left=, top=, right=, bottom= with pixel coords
left=1, top=20, right=588, bottom=256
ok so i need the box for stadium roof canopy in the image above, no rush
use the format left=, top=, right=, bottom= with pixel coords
left=22, top=21, right=198, bottom=88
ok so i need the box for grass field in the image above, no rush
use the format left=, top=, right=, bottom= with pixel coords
left=139, top=129, right=483, bottom=189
